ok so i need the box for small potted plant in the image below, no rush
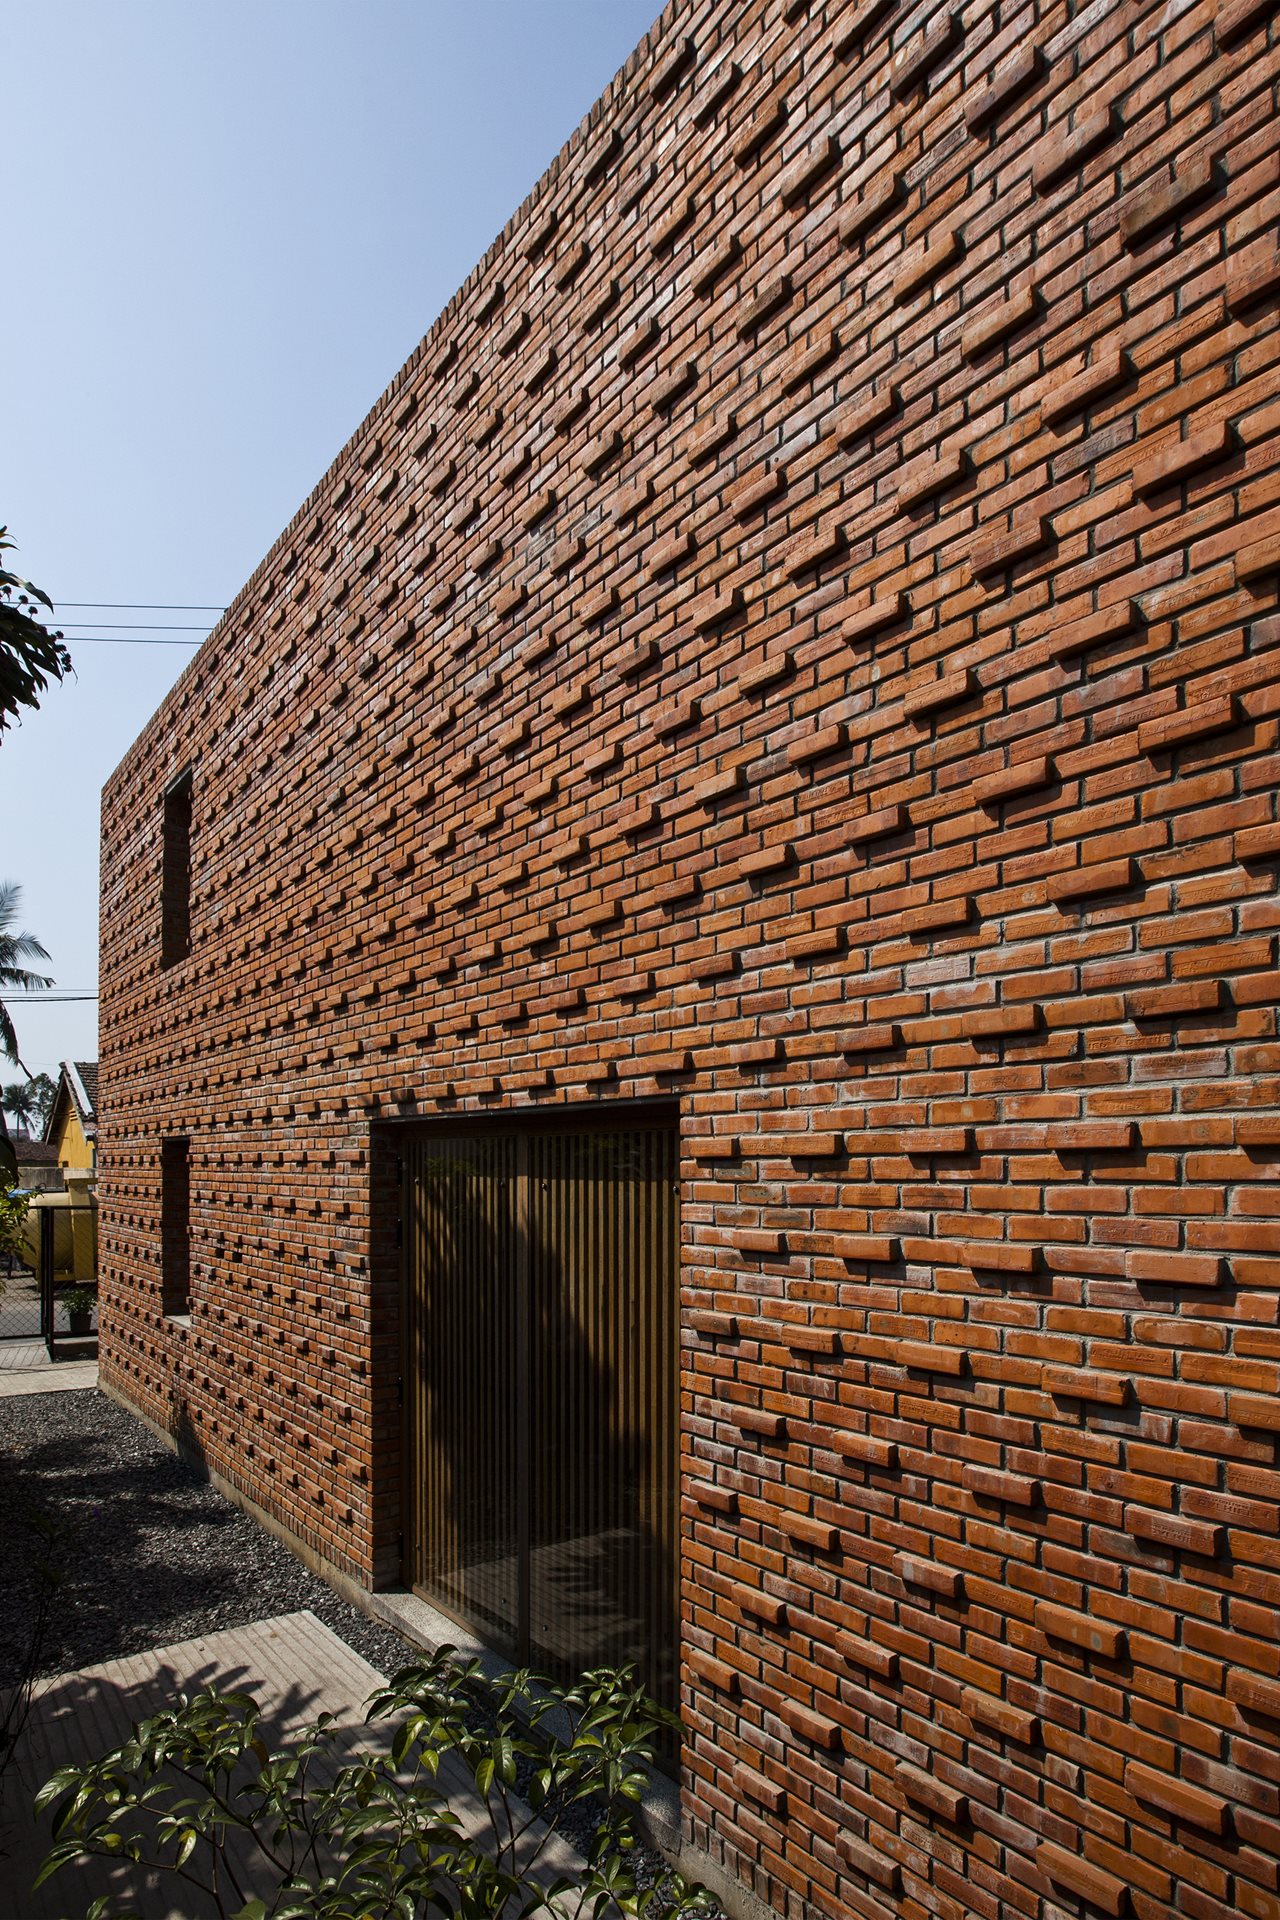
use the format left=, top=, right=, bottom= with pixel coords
left=63, top=1285, right=95, bottom=1337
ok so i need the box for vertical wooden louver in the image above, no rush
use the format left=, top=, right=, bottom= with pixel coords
left=402, top=1112, right=678, bottom=1715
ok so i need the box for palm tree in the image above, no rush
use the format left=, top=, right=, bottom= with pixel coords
left=2, top=1080, right=38, bottom=1136
left=0, top=882, right=53, bottom=1066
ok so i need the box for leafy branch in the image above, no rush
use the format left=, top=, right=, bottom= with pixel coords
left=34, top=1648, right=718, bottom=1920
left=0, top=528, right=71, bottom=740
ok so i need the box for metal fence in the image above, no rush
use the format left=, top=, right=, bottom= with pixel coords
left=39, top=1198, right=99, bottom=1357
left=0, top=1191, right=98, bottom=1354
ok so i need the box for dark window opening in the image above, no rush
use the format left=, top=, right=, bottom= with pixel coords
left=160, top=769, right=193, bottom=968
left=161, top=1135, right=191, bottom=1317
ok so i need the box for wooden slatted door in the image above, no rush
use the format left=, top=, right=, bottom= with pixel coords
left=402, top=1114, right=679, bottom=1714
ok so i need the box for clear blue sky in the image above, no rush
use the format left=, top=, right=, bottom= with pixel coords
left=1, top=0, right=661, bottom=1081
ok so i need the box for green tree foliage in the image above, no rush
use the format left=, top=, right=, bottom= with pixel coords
left=35, top=1650, right=716, bottom=1920
left=27, top=1069, right=56, bottom=1134
left=0, top=1190, right=28, bottom=1264
left=2, top=1079, right=40, bottom=1137
left=0, top=525, right=66, bottom=1185
left=1, top=1069, right=54, bottom=1139
left=0, top=886, right=54, bottom=1185
left=0, top=884, right=53, bottom=1069
left=0, top=528, right=71, bottom=738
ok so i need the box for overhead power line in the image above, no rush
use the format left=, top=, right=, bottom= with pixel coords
left=61, top=636, right=204, bottom=647
left=57, top=601, right=227, bottom=612
left=61, top=623, right=214, bottom=632
left=6, top=993, right=100, bottom=1002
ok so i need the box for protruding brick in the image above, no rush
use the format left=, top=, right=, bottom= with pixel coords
left=1125, top=1249, right=1225, bottom=1288
left=1228, top=1667, right=1280, bottom=1718
left=778, top=134, right=841, bottom=207
left=963, top=1464, right=1040, bottom=1506
left=842, top=1632, right=900, bottom=1679
left=1041, top=345, right=1131, bottom=426
left=903, top=667, right=976, bottom=722
left=687, top=581, right=743, bottom=632
left=897, top=1341, right=968, bottom=1375
left=845, top=802, right=908, bottom=846
left=1033, top=107, right=1117, bottom=193
left=1038, top=1842, right=1129, bottom=1916
left=839, top=170, right=905, bottom=248
left=1043, top=1366, right=1130, bottom=1405
left=1127, top=1506, right=1225, bottom=1559
left=1132, top=420, right=1233, bottom=497
left=839, top=1022, right=902, bottom=1053
left=730, top=86, right=788, bottom=168
left=1125, top=1762, right=1227, bottom=1834
left=1138, top=695, right=1236, bottom=754
left=690, top=232, right=742, bottom=297
left=837, top=1833, right=901, bottom=1891
left=727, top=467, right=785, bottom=520
left=964, top=1689, right=1040, bottom=1744
left=1227, top=247, right=1280, bottom=316
left=1126, top=979, right=1224, bottom=1021
left=833, top=384, right=900, bottom=445
left=894, top=226, right=963, bottom=304
left=736, top=271, right=793, bottom=336
left=896, top=1762, right=968, bottom=1823
left=1049, top=856, right=1138, bottom=905
left=961, top=286, right=1039, bottom=361
left=648, top=33, right=695, bottom=99
left=777, top=1510, right=838, bottom=1553
left=972, top=755, right=1052, bottom=805
left=649, top=360, right=698, bottom=412
left=1218, top=0, right=1274, bottom=44
left=1120, top=153, right=1220, bottom=249
left=734, top=1764, right=786, bottom=1816
left=969, top=515, right=1050, bottom=580
left=890, top=10, right=963, bottom=97
left=780, top=1700, right=841, bottom=1748
left=831, top=1427, right=899, bottom=1466
left=686, top=1648, right=740, bottom=1695
left=896, top=1553, right=964, bottom=1600
left=844, top=591, right=908, bottom=647
left=1035, top=1602, right=1126, bottom=1659
left=581, top=429, right=623, bottom=475
left=965, top=43, right=1046, bottom=133
left=897, top=444, right=969, bottom=509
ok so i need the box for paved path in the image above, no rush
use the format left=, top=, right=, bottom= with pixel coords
left=0, top=1339, right=97, bottom=1397
left=1, top=1609, right=584, bottom=1918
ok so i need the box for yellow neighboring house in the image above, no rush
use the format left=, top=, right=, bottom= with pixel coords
left=20, top=1063, right=99, bottom=1284
left=45, top=1059, right=97, bottom=1174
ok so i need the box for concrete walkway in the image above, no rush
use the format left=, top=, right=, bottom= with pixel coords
left=0, top=1339, right=98, bottom=1397
left=1, top=1608, right=585, bottom=1918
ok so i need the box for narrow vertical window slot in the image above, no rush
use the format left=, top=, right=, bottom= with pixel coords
left=160, top=769, right=193, bottom=968
left=161, top=1135, right=191, bottom=1317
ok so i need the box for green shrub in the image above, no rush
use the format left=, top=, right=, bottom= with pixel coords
left=0, top=1189, right=28, bottom=1278
left=35, top=1646, right=716, bottom=1920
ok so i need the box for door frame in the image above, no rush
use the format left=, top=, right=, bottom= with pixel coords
left=394, top=1099, right=681, bottom=1666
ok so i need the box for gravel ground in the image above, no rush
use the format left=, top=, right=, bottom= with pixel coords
left=0, top=1386, right=696, bottom=1898
left=0, top=1388, right=414, bottom=1686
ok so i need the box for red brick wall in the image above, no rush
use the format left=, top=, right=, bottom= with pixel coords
left=99, top=0, right=1280, bottom=1914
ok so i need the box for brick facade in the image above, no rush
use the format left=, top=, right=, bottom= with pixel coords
left=99, top=1, right=1280, bottom=1915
